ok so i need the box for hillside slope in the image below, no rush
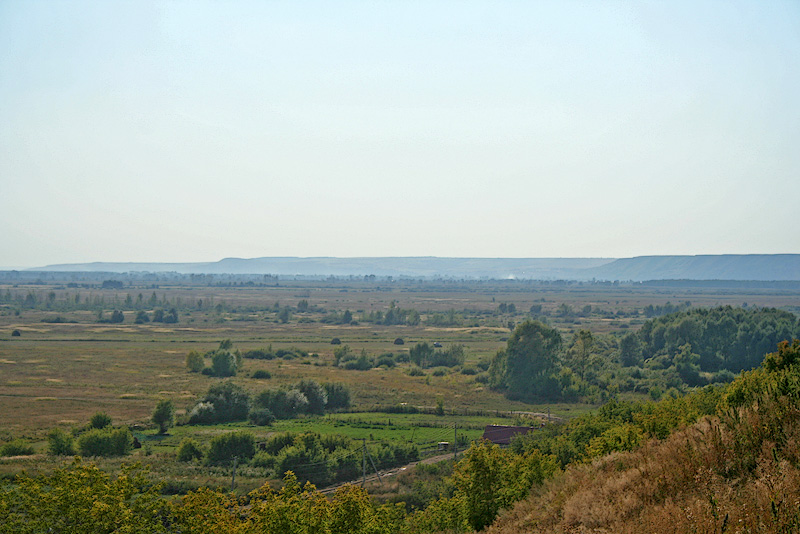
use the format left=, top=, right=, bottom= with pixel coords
left=487, top=342, right=800, bottom=534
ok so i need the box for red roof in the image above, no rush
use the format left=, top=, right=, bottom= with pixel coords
left=481, top=425, right=536, bottom=445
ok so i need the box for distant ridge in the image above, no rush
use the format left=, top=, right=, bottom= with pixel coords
left=583, top=254, right=800, bottom=282
left=28, top=254, right=800, bottom=281
left=32, top=257, right=614, bottom=279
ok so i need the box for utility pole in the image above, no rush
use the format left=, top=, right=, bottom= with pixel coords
left=362, top=438, right=367, bottom=487
left=231, top=456, right=238, bottom=492
left=453, top=423, right=457, bottom=461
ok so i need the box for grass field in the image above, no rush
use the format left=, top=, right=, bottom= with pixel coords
left=1, top=278, right=798, bottom=491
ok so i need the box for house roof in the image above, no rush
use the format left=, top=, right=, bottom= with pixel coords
left=481, top=425, right=536, bottom=445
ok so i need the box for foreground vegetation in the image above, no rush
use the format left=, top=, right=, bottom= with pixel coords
left=3, top=340, right=800, bottom=533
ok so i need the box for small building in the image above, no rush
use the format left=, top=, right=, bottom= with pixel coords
left=481, top=425, right=536, bottom=446
left=438, top=441, right=450, bottom=452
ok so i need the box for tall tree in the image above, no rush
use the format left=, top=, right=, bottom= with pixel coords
left=494, top=320, right=563, bottom=400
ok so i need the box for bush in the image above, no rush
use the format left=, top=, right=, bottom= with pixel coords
left=11, top=329, right=21, bottom=336
left=251, top=451, right=275, bottom=469
left=394, top=338, right=405, bottom=345
left=47, top=428, right=74, bottom=456
left=89, top=412, right=112, bottom=429
left=430, top=344, right=466, bottom=367
left=77, top=427, right=133, bottom=457
left=376, top=353, right=396, bottom=367
left=248, top=407, right=276, bottom=426
left=323, top=383, right=351, bottom=410
left=295, top=379, right=328, bottom=415
left=432, top=367, right=447, bottom=377
left=206, top=431, right=255, bottom=465
left=243, top=348, right=274, bottom=360
left=330, top=337, right=342, bottom=345
left=408, top=366, right=424, bottom=376
left=251, top=369, right=271, bottom=379
left=0, top=440, right=34, bottom=457
left=461, top=367, right=478, bottom=375
left=185, top=351, right=204, bottom=372
left=254, top=389, right=308, bottom=419
left=176, top=438, right=204, bottom=462
left=189, top=382, right=250, bottom=424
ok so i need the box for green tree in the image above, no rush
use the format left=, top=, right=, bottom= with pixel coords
left=494, top=320, right=563, bottom=400
left=151, top=399, right=174, bottom=434
left=206, top=431, right=255, bottom=465
left=620, top=331, right=641, bottom=367
left=566, top=330, right=597, bottom=382
left=295, top=379, right=327, bottom=415
left=323, top=382, right=351, bottom=410
left=409, top=342, right=434, bottom=368
left=211, top=350, right=237, bottom=377
left=189, top=382, right=250, bottom=424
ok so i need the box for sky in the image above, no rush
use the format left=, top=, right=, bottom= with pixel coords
left=1, top=1, right=798, bottom=268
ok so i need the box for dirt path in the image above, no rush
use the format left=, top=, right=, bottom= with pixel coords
left=319, top=452, right=456, bottom=494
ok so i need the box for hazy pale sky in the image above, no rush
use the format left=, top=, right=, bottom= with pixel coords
left=1, top=1, right=798, bottom=268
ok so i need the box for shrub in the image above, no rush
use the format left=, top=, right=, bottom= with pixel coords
left=189, top=382, right=250, bottom=424
left=134, top=311, right=150, bottom=324
left=206, top=431, right=255, bottom=465
left=408, top=366, right=424, bottom=376
left=275, top=441, right=332, bottom=486
left=243, top=348, right=274, bottom=360
left=330, top=337, right=342, bottom=345
left=430, top=344, right=466, bottom=367
left=47, top=428, right=74, bottom=456
left=376, top=353, right=396, bottom=367
left=251, top=451, right=275, bottom=469
left=323, top=383, right=351, bottom=410
left=185, top=351, right=204, bottom=372
left=394, top=338, right=405, bottom=345
left=176, top=438, right=204, bottom=462
left=295, top=379, right=328, bottom=415
left=0, top=440, right=34, bottom=457
left=249, top=408, right=276, bottom=426
left=187, top=402, right=216, bottom=424
left=89, top=412, right=112, bottom=429
left=77, top=427, right=133, bottom=457
left=255, top=389, right=308, bottom=419
left=11, top=329, right=21, bottom=336
left=432, top=367, right=447, bottom=377
left=461, top=367, right=478, bottom=375
left=474, top=373, right=489, bottom=384
left=251, top=369, right=271, bottom=379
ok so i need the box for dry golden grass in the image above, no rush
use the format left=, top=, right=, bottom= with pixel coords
left=487, top=401, right=800, bottom=534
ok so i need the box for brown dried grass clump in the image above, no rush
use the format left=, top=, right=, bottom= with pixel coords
left=488, top=397, right=800, bottom=534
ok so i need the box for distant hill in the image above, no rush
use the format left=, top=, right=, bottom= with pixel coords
left=30, top=254, right=800, bottom=281
left=33, top=257, right=615, bottom=279
left=581, top=254, right=800, bottom=281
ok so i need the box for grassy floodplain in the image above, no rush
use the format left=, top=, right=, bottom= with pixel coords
left=1, top=276, right=799, bottom=492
